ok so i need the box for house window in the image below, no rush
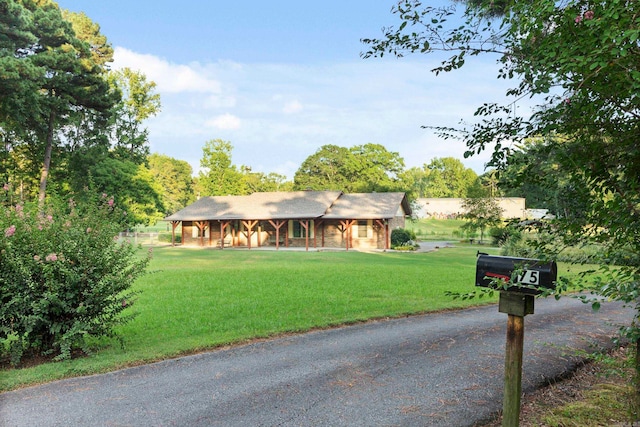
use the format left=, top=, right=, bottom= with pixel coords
left=291, top=220, right=314, bottom=238
left=357, top=220, right=368, bottom=238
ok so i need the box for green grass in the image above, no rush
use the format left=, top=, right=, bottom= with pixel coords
left=537, top=349, right=638, bottom=426
left=2, top=245, right=502, bottom=391
left=407, top=218, right=468, bottom=241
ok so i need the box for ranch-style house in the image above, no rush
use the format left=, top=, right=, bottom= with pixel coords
left=165, top=191, right=412, bottom=251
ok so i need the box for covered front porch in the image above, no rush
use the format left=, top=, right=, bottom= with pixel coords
left=169, top=218, right=392, bottom=251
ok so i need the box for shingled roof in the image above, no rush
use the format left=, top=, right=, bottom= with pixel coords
left=322, top=192, right=411, bottom=219
left=165, top=191, right=411, bottom=222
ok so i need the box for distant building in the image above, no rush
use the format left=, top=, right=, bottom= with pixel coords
left=414, top=198, right=527, bottom=219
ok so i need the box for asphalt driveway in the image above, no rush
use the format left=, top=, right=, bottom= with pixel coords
left=0, top=296, right=633, bottom=426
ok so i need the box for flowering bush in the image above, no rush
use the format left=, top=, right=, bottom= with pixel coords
left=0, top=188, right=150, bottom=366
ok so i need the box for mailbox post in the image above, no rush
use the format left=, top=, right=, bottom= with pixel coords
left=476, top=254, right=557, bottom=427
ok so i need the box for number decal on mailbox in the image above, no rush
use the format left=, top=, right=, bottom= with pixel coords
left=514, top=270, right=539, bottom=285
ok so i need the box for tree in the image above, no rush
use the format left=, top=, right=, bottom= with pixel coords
left=397, top=166, right=429, bottom=200
left=148, top=153, right=195, bottom=215
left=293, top=144, right=352, bottom=191
left=423, top=157, right=478, bottom=197
left=241, top=167, right=293, bottom=193
left=108, top=68, right=161, bottom=164
left=28, top=0, right=117, bottom=202
left=461, top=197, right=503, bottom=243
left=346, top=143, right=405, bottom=192
left=198, top=139, right=247, bottom=196
left=364, top=0, right=640, bottom=401
left=90, top=158, right=165, bottom=226
left=294, top=143, right=405, bottom=193
left=0, top=0, right=118, bottom=202
left=497, top=137, right=592, bottom=218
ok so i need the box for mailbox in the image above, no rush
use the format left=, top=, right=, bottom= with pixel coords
left=476, top=254, right=557, bottom=295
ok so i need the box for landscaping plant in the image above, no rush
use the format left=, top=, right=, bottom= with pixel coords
left=0, top=186, right=150, bottom=365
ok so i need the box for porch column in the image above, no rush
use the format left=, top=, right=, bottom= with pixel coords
left=339, top=219, right=356, bottom=251
left=285, top=224, right=289, bottom=248
left=313, top=219, right=324, bottom=249
left=170, top=221, right=180, bottom=246
left=268, top=220, right=287, bottom=250
left=242, top=220, right=258, bottom=249
left=299, top=219, right=310, bottom=252
left=219, top=220, right=232, bottom=249
left=194, top=221, right=209, bottom=247
left=375, top=219, right=389, bottom=250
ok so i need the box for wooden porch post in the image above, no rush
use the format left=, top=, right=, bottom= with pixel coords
left=375, top=219, right=389, bottom=250
left=385, top=220, right=390, bottom=250
left=339, top=220, right=356, bottom=251
left=170, top=221, right=180, bottom=246
left=285, top=223, right=289, bottom=248
left=268, top=220, right=287, bottom=250
left=194, top=221, right=208, bottom=247
left=242, top=220, right=258, bottom=249
left=219, top=220, right=232, bottom=249
left=299, top=219, right=310, bottom=251
left=313, top=219, right=323, bottom=249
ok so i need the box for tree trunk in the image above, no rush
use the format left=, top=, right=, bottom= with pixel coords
left=38, top=110, right=56, bottom=203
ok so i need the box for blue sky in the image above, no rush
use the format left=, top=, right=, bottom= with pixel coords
left=55, top=0, right=517, bottom=178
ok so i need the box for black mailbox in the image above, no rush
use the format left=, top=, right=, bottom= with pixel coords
left=476, top=254, right=557, bottom=295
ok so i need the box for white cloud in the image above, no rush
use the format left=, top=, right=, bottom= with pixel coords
left=113, top=47, right=222, bottom=94
left=206, top=114, right=242, bottom=130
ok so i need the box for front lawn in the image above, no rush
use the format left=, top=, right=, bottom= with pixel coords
left=2, top=245, right=496, bottom=391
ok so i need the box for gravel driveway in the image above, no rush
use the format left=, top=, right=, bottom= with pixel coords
left=0, top=297, right=633, bottom=426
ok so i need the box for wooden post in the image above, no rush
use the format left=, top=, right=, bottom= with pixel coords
left=313, top=219, right=323, bottom=249
left=242, top=220, right=258, bottom=249
left=339, top=220, right=356, bottom=251
left=268, top=220, right=287, bottom=250
left=499, top=292, right=534, bottom=427
left=194, top=221, right=208, bottom=247
left=375, top=219, right=388, bottom=250
left=170, top=221, right=180, bottom=246
left=299, top=219, right=310, bottom=251
left=219, top=220, right=232, bottom=249
left=503, top=314, right=524, bottom=427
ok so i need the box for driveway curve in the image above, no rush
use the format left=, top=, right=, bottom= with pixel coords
left=0, top=297, right=633, bottom=426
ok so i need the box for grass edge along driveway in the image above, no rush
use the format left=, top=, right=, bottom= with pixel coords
left=2, top=245, right=506, bottom=391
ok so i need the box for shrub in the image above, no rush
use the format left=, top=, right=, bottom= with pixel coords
left=490, top=226, right=521, bottom=246
left=0, top=189, right=150, bottom=365
left=391, top=228, right=415, bottom=248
